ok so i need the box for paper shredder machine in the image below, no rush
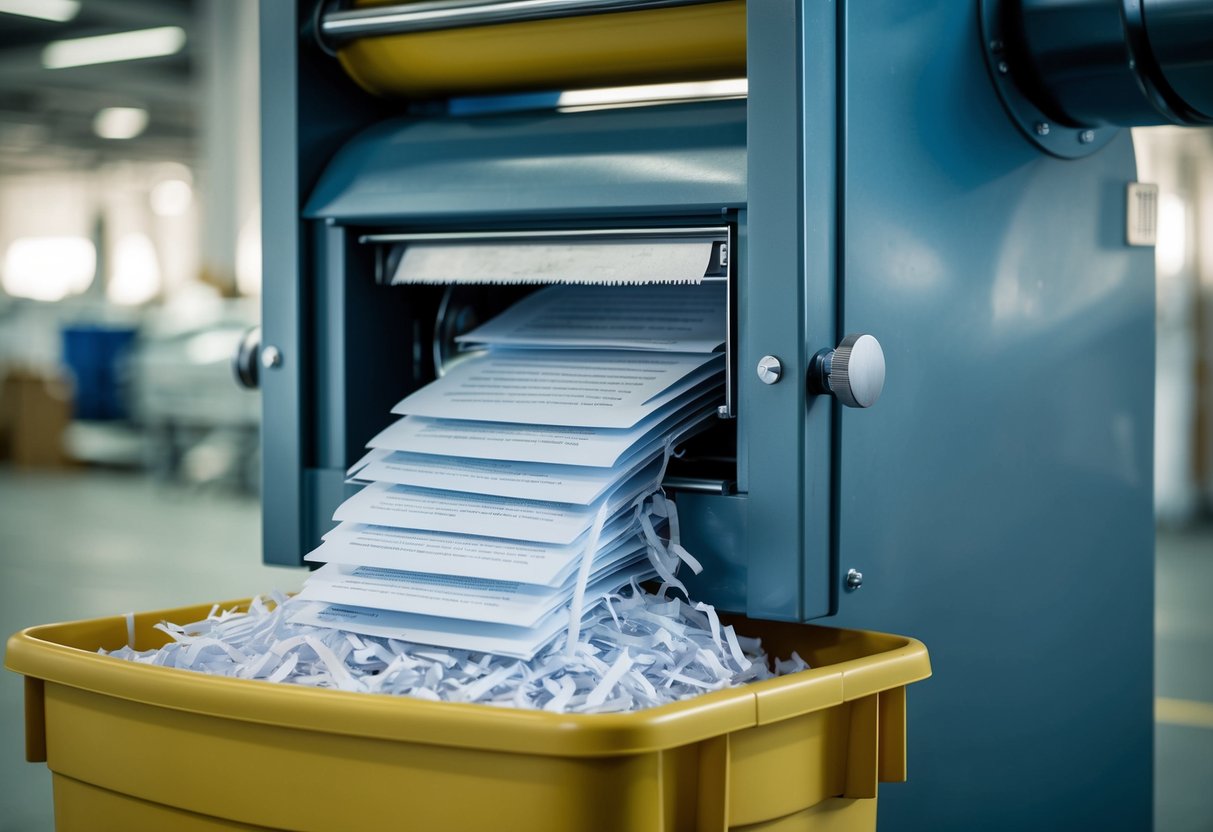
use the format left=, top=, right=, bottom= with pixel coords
left=245, top=1, right=1213, bottom=828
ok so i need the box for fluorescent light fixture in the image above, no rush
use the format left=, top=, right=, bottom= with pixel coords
left=94, top=107, right=148, bottom=140
left=43, top=26, right=186, bottom=70
left=0, top=0, right=80, bottom=22
left=558, top=79, right=748, bottom=111
left=2, top=236, right=95, bottom=302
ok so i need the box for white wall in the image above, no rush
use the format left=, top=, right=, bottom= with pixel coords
left=1134, top=127, right=1213, bottom=524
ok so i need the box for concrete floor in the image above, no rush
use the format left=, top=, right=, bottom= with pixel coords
left=0, top=467, right=1210, bottom=831
left=1155, top=525, right=1213, bottom=832
left=0, top=468, right=305, bottom=832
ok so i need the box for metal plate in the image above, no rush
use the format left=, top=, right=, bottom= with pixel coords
left=977, top=0, right=1119, bottom=160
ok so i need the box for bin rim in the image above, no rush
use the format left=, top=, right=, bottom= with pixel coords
left=5, top=598, right=930, bottom=758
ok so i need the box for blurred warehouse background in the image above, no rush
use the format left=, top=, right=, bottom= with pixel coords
left=0, top=0, right=259, bottom=487
left=0, top=2, right=1209, bottom=830
left=0, top=7, right=297, bottom=828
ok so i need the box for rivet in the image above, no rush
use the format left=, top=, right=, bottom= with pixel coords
left=1035, top=122, right=1051, bottom=136
left=1079, top=130, right=1095, bottom=144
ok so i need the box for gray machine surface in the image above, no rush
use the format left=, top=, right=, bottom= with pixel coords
left=254, top=0, right=1213, bottom=827
left=829, top=5, right=1155, bottom=828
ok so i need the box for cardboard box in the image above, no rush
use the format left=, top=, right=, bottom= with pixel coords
left=0, top=367, right=72, bottom=468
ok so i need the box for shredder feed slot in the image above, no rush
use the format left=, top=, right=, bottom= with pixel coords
left=360, top=224, right=737, bottom=418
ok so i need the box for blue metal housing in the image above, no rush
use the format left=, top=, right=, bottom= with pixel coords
left=260, top=1, right=1155, bottom=827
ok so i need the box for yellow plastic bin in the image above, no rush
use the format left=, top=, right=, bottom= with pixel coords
left=6, top=600, right=930, bottom=832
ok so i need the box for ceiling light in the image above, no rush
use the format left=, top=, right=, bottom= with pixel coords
left=94, top=107, right=149, bottom=140
left=43, top=26, right=186, bottom=70
left=150, top=178, right=192, bottom=217
left=2, top=237, right=95, bottom=302
left=0, top=0, right=80, bottom=22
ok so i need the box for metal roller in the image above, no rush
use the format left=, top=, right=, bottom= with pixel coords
left=321, top=0, right=746, bottom=98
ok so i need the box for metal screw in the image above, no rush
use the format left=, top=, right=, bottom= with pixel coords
left=997, top=60, right=1009, bottom=75
left=1079, top=129, right=1095, bottom=144
left=716, top=405, right=730, bottom=419
left=261, top=345, right=283, bottom=370
left=845, top=568, right=864, bottom=591
left=1034, top=122, right=1050, bottom=136
left=756, top=355, right=783, bottom=385
left=989, top=39, right=1004, bottom=53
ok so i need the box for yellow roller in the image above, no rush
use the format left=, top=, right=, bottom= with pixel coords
left=337, top=0, right=746, bottom=99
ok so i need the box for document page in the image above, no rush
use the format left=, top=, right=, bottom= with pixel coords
left=288, top=562, right=654, bottom=660
left=390, top=350, right=723, bottom=429
left=334, top=456, right=663, bottom=545
left=287, top=601, right=574, bottom=660
left=296, top=553, right=651, bottom=627
left=390, top=239, right=716, bottom=286
left=369, top=388, right=721, bottom=467
left=456, top=283, right=726, bottom=353
left=350, top=445, right=663, bottom=505
left=306, top=512, right=642, bottom=586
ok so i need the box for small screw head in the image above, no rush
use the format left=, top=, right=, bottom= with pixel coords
left=989, top=39, right=1004, bottom=53
left=261, top=345, right=283, bottom=370
left=1035, top=122, right=1050, bottom=136
left=997, top=60, right=1009, bottom=75
left=756, top=355, right=783, bottom=385
left=845, top=568, right=864, bottom=591
left=1079, top=129, right=1095, bottom=144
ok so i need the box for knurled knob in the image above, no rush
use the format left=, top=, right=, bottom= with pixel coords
left=810, top=333, right=885, bottom=409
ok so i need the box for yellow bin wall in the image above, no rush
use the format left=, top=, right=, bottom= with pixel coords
left=336, top=0, right=747, bottom=98
left=6, top=600, right=930, bottom=832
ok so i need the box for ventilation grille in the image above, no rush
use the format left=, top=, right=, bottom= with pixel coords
left=1126, top=182, right=1159, bottom=246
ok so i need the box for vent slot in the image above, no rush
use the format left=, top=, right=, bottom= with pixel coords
left=1126, top=182, right=1159, bottom=247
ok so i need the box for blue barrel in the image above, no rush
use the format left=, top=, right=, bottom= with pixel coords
left=60, top=325, right=138, bottom=421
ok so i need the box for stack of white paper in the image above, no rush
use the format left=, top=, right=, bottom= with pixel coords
left=292, top=284, right=726, bottom=659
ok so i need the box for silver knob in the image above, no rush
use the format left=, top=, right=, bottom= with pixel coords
left=809, top=333, right=885, bottom=408
left=232, top=326, right=262, bottom=389
left=756, top=355, right=783, bottom=385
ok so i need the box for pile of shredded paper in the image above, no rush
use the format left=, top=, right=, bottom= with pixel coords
left=106, top=586, right=808, bottom=713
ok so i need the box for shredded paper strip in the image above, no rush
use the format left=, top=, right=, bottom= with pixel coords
left=106, top=587, right=809, bottom=714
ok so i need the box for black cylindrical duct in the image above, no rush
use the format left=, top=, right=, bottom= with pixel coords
left=1143, top=0, right=1213, bottom=120
left=1007, top=0, right=1213, bottom=128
